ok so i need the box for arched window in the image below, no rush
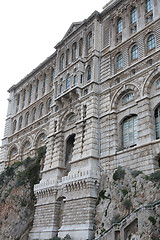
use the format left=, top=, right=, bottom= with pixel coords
left=131, top=7, right=136, bottom=24
left=25, top=112, right=29, bottom=126
left=155, top=105, right=160, bottom=139
left=72, top=43, right=77, bottom=61
left=66, top=49, right=69, bottom=66
left=87, top=66, right=91, bottom=81
left=47, top=98, right=52, bottom=112
left=79, top=38, right=83, bottom=56
left=39, top=103, right=44, bottom=117
left=117, top=54, right=123, bottom=69
left=122, top=115, right=137, bottom=148
left=131, top=45, right=138, bottom=61
left=32, top=108, right=36, bottom=122
left=60, top=54, right=64, bottom=70
left=122, top=92, right=134, bottom=104
left=19, top=116, right=23, bottom=129
left=147, top=34, right=155, bottom=51
left=146, top=0, right=152, bottom=12
left=9, top=147, right=18, bottom=161
left=88, top=32, right=92, bottom=48
left=65, top=134, right=75, bottom=173
left=66, top=74, right=71, bottom=89
left=117, top=18, right=122, bottom=34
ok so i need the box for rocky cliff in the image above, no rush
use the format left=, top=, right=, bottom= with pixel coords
left=0, top=147, right=46, bottom=240
left=95, top=167, right=160, bottom=240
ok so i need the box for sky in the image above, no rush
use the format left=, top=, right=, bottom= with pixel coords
left=0, top=0, right=108, bottom=145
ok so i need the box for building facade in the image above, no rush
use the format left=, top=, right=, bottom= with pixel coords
left=0, top=0, right=160, bottom=239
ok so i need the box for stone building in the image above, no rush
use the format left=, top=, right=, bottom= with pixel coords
left=0, top=0, right=160, bottom=239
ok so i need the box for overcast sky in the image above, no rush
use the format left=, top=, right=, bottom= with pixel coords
left=0, top=0, right=108, bottom=145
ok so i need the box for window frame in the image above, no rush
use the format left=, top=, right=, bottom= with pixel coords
left=122, top=115, right=137, bottom=148
left=66, top=74, right=71, bottom=89
left=131, top=7, right=137, bottom=24
left=147, top=34, right=155, bottom=52
left=117, top=54, right=123, bottom=70
left=146, top=0, right=153, bottom=13
left=117, top=18, right=122, bottom=34
left=131, top=45, right=138, bottom=61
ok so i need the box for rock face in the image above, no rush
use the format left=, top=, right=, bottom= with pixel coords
left=95, top=167, right=160, bottom=240
left=0, top=147, right=45, bottom=240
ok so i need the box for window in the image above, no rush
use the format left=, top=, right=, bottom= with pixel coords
left=13, top=120, right=17, bottom=133
left=88, top=32, right=92, bottom=48
left=66, top=49, right=69, bottom=66
left=19, top=116, right=23, bottom=129
left=25, top=112, right=29, bottom=126
left=122, top=115, right=137, bottom=148
left=39, top=103, right=44, bottom=117
left=72, top=43, right=77, bottom=61
left=32, top=108, right=36, bottom=122
left=117, top=54, right=123, bottom=69
left=131, top=7, right=136, bottom=24
left=23, top=89, right=26, bottom=107
left=60, top=83, right=63, bottom=93
left=29, top=84, right=32, bottom=103
left=79, top=38, right=83, bottom=56
left=42, top=74, right=46, bottom=94
left=155, top=105, right=160, bottom=139
left=60, top=54, right=64, bottom=70
left=80, top=74, right=83, bottom=84
left=51, top=69, right=54, bottom=82
left=146, top=0, right=152, bottom=13
left=73, top=75, right=77, bottom=85
left=36, top=79, right=39, bottom=99
left=156, top=79, right=160, bottom=88
left=147, top=34, right=155, bottom=51
left=122, top=92, right=134, bottom=104
left=17, top=94, right=20, bottom=106
left=117, top=18, right=122, bottom=34
left=131, top=45, right=138, bottom=61
left=47, top=98, right=52, bottom=112
left=66, top=74, right=71, bottom=89
left=87, top=66, right=91, bottom=81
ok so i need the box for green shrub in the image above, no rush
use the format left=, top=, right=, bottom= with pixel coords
left=131, top=170, right=142, bottom=178
left=113, top=166, right=125, bottom=181
left=63, top=235, right=72, bottom=240
left=23, top=157, right=34, bottom=168
left=148, top=216, right=156, bottom=225
left=100, top=228, right=106, bottom=236
left=123, top=198, right=132, bottom=210
left=148, top=171, right=160, bottom=183
left=121, top=188, right=128, bottom=196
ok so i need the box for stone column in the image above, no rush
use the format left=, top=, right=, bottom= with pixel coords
left=58, top=169, right=100, bottom=240
left=29, top=185, right=60, bottom=240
